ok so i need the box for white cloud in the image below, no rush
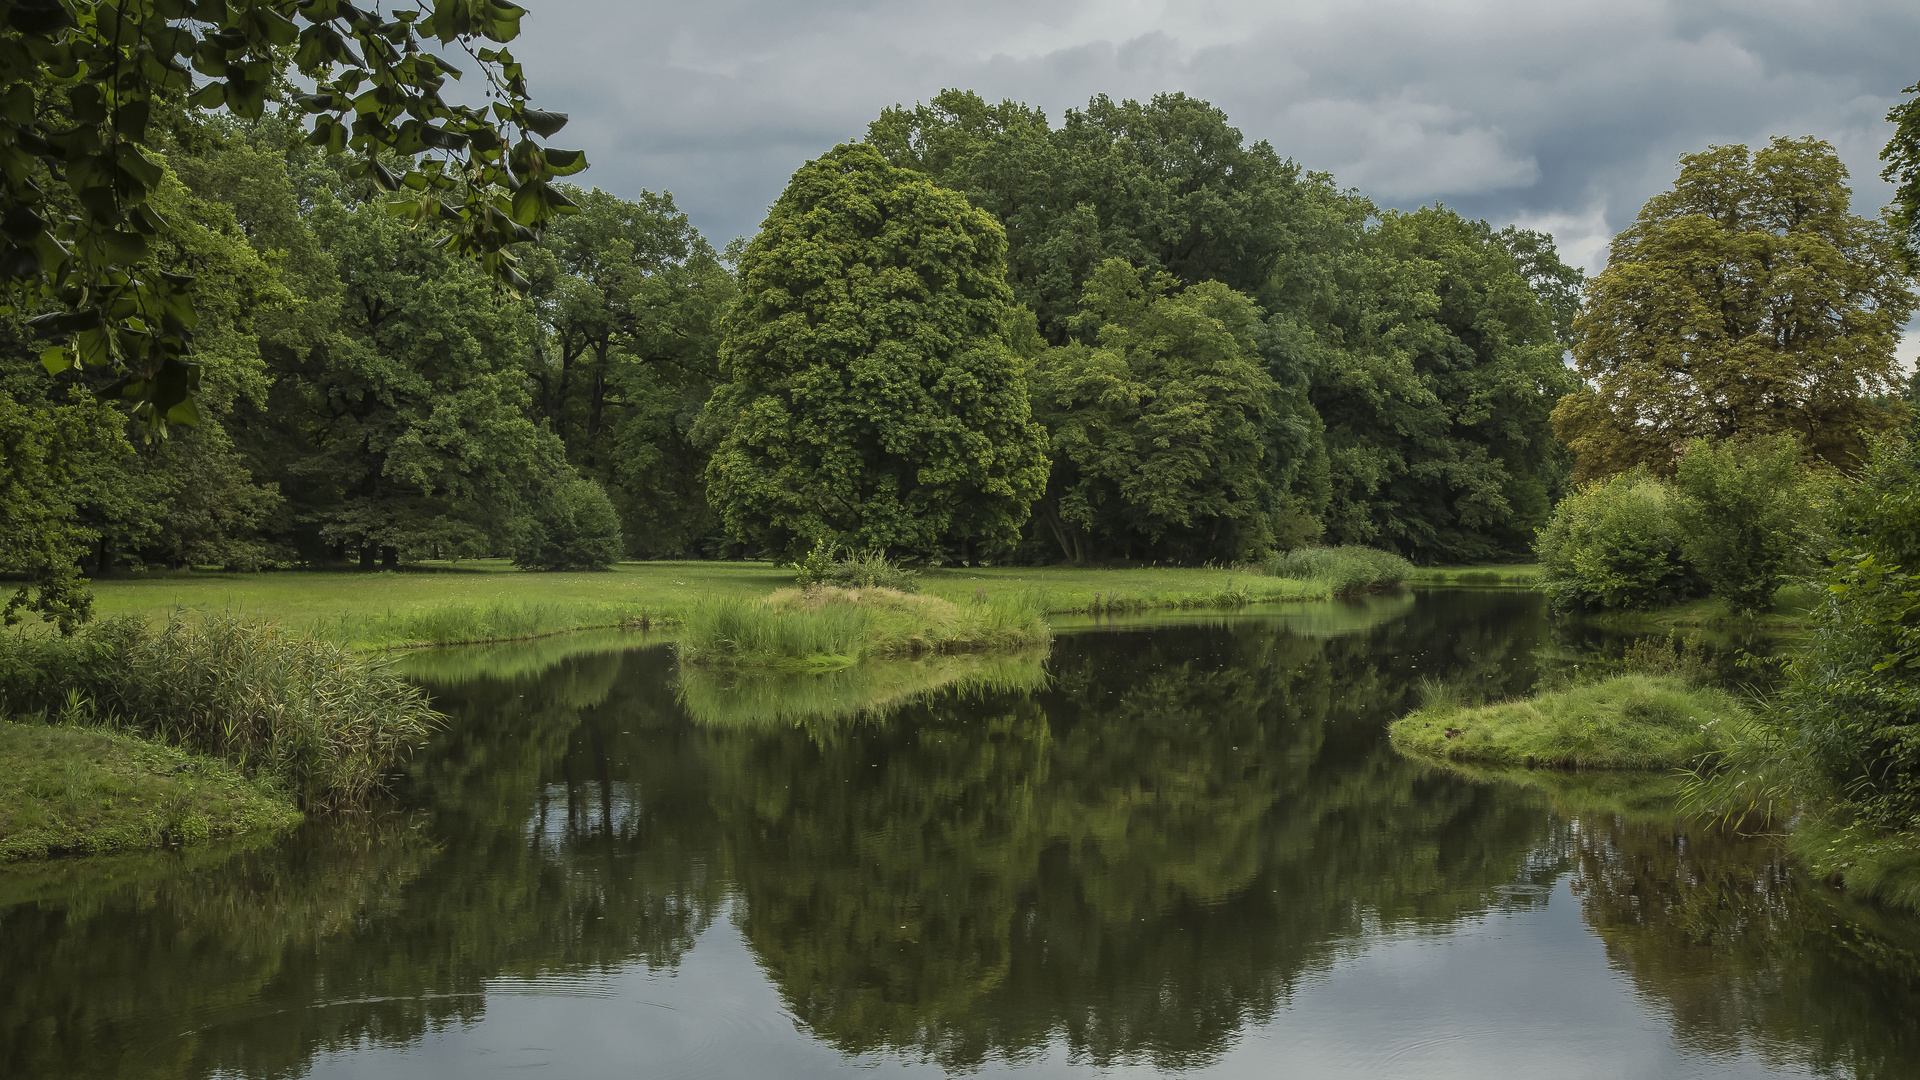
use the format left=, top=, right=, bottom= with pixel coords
left=504, top=0, right=1920, bottom=256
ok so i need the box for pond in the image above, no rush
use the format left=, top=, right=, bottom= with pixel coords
left=5, top=589, right=1920, bottom=1079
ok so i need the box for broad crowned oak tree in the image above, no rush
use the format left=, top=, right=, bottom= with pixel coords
left=1555, top=137, right=1916, bottom=479
left=701, top=143, right=1049, bottom=561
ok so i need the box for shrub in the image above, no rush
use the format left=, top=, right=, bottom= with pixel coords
left=0, top=616, right=441, bottom=809
left=790, top=541, right=920, bottom=592
left=1260, top=545, right=1412, bottom=593
left=1770, top=435, right=1920, bottom=830
left=1673, top=435, right=1807, bottom=615
left=1535, top=468, right=1701, bottom=612
left=514, top=479, right=623, bottom=571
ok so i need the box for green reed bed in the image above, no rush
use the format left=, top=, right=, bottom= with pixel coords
left=1261, top=545, right=1415, bottom=593
left=0, top=615, right=441, bottom=812
left=678, top=586, right=1051, bottom=670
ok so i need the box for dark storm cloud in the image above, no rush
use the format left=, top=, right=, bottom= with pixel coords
left=507, top=0, right=1919, bottom=276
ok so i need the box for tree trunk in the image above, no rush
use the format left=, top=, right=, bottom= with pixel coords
left=381, top=545, right=398, bottom=570
left=359, top=544, right=376, bottom=571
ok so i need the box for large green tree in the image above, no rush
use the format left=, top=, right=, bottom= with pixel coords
left=1310, top=207, right=1578, bottom=562
left=1556, top=137, right=1915, bottom=479
left=1029, top=260, right=1282, bottom=562
left=700, top=143, right=1049, bottom=561
left=525, top=187, right=734, bottom=557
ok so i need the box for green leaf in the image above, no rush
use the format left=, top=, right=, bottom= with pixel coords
left=521, top=108, right=567, bottom=137
left=38, top=346, right=70, bottom=375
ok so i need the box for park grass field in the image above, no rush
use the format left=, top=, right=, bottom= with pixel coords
left=73, top=559, right=1334, bottom=649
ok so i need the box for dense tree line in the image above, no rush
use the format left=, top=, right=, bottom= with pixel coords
left=2, top=88, right=1595, bottom=592
left=20, top=87, right=1914, bottom=594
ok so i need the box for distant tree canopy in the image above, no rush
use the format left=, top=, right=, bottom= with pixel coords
left=1555, top=137, right=1915, bottom=480
left=700, top=143, right=1049, bottom=561
left=869, top=90, right=1581, bottom=563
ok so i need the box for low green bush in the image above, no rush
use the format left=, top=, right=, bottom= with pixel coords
left=513, top=478, right=624, bottom=571
left=1673, top=435, right=1808, bottom=615
left=790, top=541, right=920, bottom=592
left=1535, top=468, right=1702, bottom=612
left=1767, top=434, right=1920, bottom=831
left=0, top=615, right=441, bottom=808
left=1260, top=545, right=1412, bottom=593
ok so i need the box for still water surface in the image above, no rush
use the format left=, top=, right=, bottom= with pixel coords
left=6, top=589, right=1920, bottom=1078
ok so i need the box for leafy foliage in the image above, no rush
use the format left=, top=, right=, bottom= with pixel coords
left=1536, top=468, right=1702, bottom=612
left=1774, top=435, right=1920, bottom=830
left=512, top=477, right=621, bottom=571
left=790, top=540, right=920, bottom=592
left=701, top=143, right=1049, bottom=562
left=1308, top=207, right=1578, bottom=562
left=1672, top=435, right=1807, bottom=615
left=1557, top=137, right=1915, bottom=478
left=0, top=0, right=583, bottom=432
left=1029, top=260, right=1281, bottom=563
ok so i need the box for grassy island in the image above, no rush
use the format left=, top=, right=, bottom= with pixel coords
left=0, top=722, right=302, bottom=862
left=678, top=586, right=1050, bottom=670
left=1390, top=673, right=1751, bottom=770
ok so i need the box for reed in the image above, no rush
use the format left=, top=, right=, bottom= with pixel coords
left=1260, top=545, right=1414, bottom=593
left=0, top=615, right=441, bottom=809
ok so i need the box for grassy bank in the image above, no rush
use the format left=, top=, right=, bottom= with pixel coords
left=69, top=559, right=1375, bottom=650
left=1, top=616, right=441, bottom=809
left=0, top=721, right=302, bottom=862
left=1390, top=673, right=1751, bottom=770
left=1588, top=584, right=1815, bottom=633
left=679, top=586, right=1050, bottom=670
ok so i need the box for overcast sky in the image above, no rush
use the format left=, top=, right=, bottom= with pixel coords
left=503, top=0, right=1917, bottom=281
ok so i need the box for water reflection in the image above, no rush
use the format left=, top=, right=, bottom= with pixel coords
left=0, top=591, right=1914, bottom=1079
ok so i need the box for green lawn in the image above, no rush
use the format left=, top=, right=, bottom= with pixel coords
left=77, top=560, right=1333, bottom=649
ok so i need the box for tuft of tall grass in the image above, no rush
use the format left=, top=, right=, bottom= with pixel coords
left=1261, top=545, right=1414, bottom=593
left=0, top=615, right=441, bottom=809
left=678, top=586, right=1049, bottom=669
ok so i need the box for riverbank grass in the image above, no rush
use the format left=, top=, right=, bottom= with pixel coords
left=0, top=721, right=302, bottom=862
left=679, top=586, right=1050, bottom=670
left=1390, top=673, right=1750, bottom=769
left=1405, top=563, right=1541, bottom=587
left=72, top=560, right=1362, bottom=649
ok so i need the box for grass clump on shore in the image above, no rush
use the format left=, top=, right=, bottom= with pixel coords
left=678, top=586, right=1049, bottom=670
left=1, top=615, right=441, bottom=809
left=1261, top=545, right=1413, bottom=593
left=1390, top=673, right=1750, bottom=770
left=0, top=721, right=301, bottom=862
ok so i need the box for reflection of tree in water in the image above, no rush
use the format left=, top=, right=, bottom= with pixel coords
left=717, top=622, right=1552, bottom=1071
left=6, top=591, right=1920, bottom=1079
left=0, top=647, right=727, bottom=1080
left=1570, top=815, right=1920, bottom=1080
